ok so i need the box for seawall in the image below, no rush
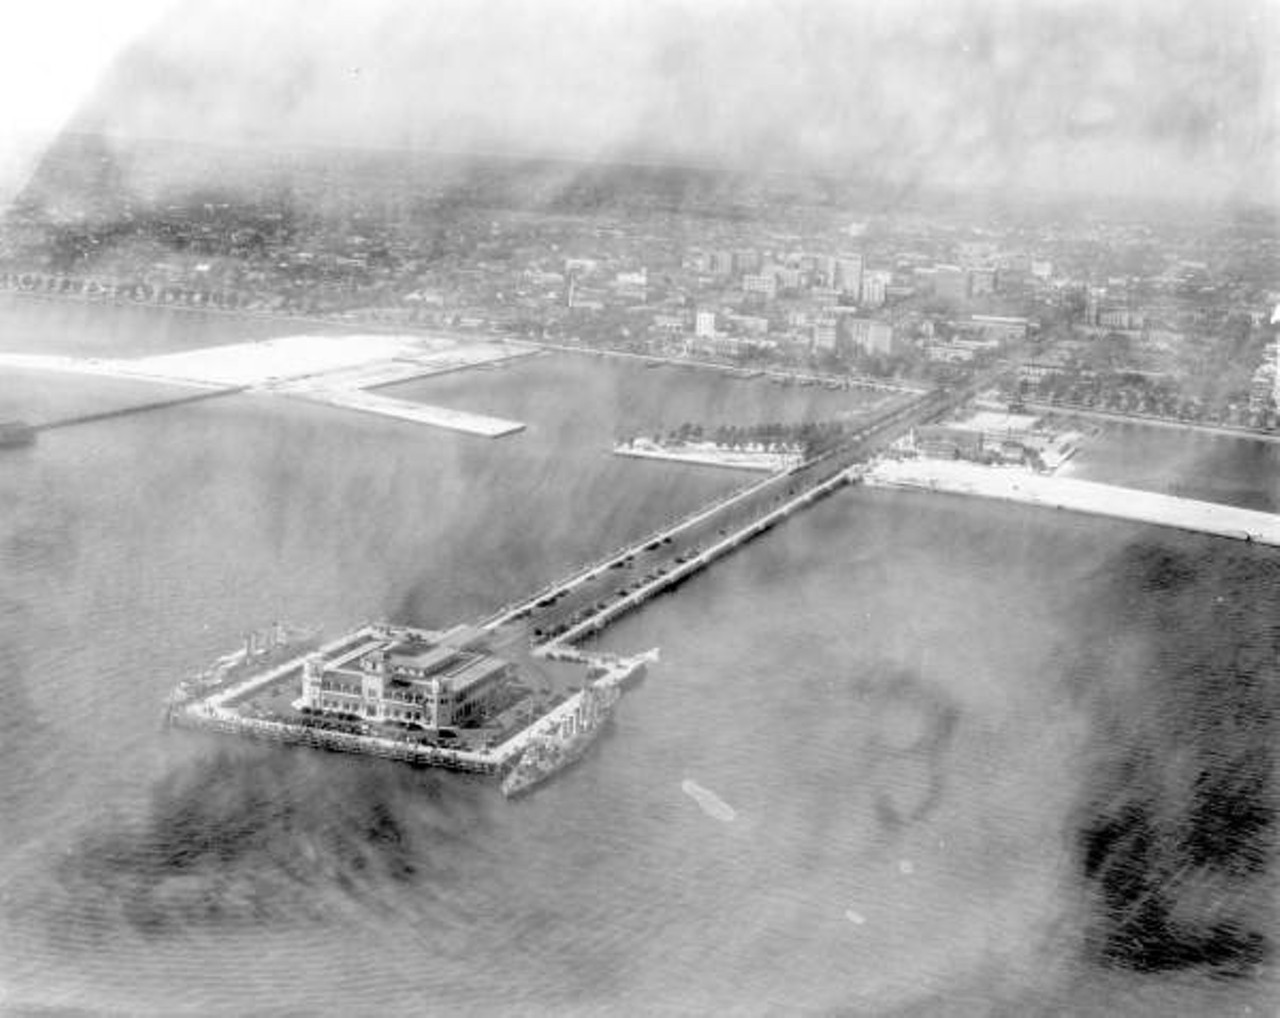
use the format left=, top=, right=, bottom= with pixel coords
left=866, top=458, right=1280, bottom=547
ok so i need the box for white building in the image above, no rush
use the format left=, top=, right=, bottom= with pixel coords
left=300, top=626, right=512, bottom=729
left=835, top=255, right=864, bottom=297
left=860, top=269, right=891, bottom=307
left=845, top=318, right=895, bottom=355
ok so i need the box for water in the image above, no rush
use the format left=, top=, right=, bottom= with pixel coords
left=1, top=299, right=1276, bottom=1015
left=1063, top=421, right=1280, bottom=513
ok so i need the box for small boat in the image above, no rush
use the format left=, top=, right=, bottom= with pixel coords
left=0, top=420, right=36, bottom=448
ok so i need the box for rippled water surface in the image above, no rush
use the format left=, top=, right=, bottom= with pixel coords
left=1, top=301, right=1276, bottom=1015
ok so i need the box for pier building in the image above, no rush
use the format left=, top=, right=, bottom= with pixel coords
left=301, top=625, right=513, bottom=728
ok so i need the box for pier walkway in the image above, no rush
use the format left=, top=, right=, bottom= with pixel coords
left=545, top=466, right=860, bottom=647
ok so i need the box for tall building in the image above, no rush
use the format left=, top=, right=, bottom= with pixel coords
left=1274, top=339, right=1280, bottom=408
left=774, top=267, right=803, bottom=292
left=934, top=264, right=967, bottom=303
left=695, top=310, right=718, bottom=338
left=1085, top=286, right=1107, bottom=325
left=732, top=249, right=762, bottom=275
left=741, top=273, right=778, bottom=299
left=842, top=318, right=894, bottom=356
left=835, top=254, right=864, bottom=298
left=812, top=318, right=837, bottom=350
left=708, top=250, right=734, bottom=277
left=860, top=269, right=891, bottom=307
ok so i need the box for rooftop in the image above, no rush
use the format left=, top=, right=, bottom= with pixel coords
left=398, top=643, right=456, bottom=668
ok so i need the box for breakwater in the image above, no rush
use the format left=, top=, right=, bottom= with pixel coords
left=35, top=386, right=247, bottom=431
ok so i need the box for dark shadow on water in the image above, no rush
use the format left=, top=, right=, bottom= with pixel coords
left=1066, top=537, right=1279, bottom=979
left=51, top=745, right=496, bottom=939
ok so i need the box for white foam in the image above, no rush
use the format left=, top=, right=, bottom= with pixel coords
left=681, top=779, right=737, bottom=822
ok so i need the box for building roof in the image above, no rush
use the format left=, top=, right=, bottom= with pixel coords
left=386, top=642, right=460, bottom=675
left=445, top=655, right=510, bottom=694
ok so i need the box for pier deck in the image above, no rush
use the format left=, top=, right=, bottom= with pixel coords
left=169, top=637, right=649, bottom=775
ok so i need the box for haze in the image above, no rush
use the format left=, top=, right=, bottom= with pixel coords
left=4, top=0, right=1274, bottom=208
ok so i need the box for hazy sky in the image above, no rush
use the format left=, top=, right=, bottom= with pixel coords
left=4, top=0, right=1278, bottom=205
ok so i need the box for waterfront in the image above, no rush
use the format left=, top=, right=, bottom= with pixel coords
left=1, top=303, right=1277, bottom=1014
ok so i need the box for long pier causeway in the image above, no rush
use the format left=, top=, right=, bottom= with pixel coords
left=482, top=387, right=946, bottom=652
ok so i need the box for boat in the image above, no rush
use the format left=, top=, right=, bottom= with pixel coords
left=167, top=621, right=321, bottom=707
left=501, top=679, right=622, bottom=797
left=500, top=649, right=656, bottom=797
left=0, top=420, right=36, bottom=448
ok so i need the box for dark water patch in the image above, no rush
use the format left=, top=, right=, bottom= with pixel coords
left=49, top=747, right=493, bottom=940
left=1067, top=537, right=1280, bottom=979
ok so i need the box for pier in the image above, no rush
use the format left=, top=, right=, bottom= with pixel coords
left=482, top=387, right=947, bottom=650
left=168, top=385, right=954, bottom=781
left=34, top=386, right=248, bottom=432
left=544, top=466, right=859, bottom=647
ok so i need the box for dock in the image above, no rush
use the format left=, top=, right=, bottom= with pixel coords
left=282, top=387, right=525, bottom=437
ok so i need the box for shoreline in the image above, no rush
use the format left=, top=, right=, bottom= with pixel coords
left=865, top=457, right=1280, bottom=547
left=1024, top=400, right=1280, bottom=446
